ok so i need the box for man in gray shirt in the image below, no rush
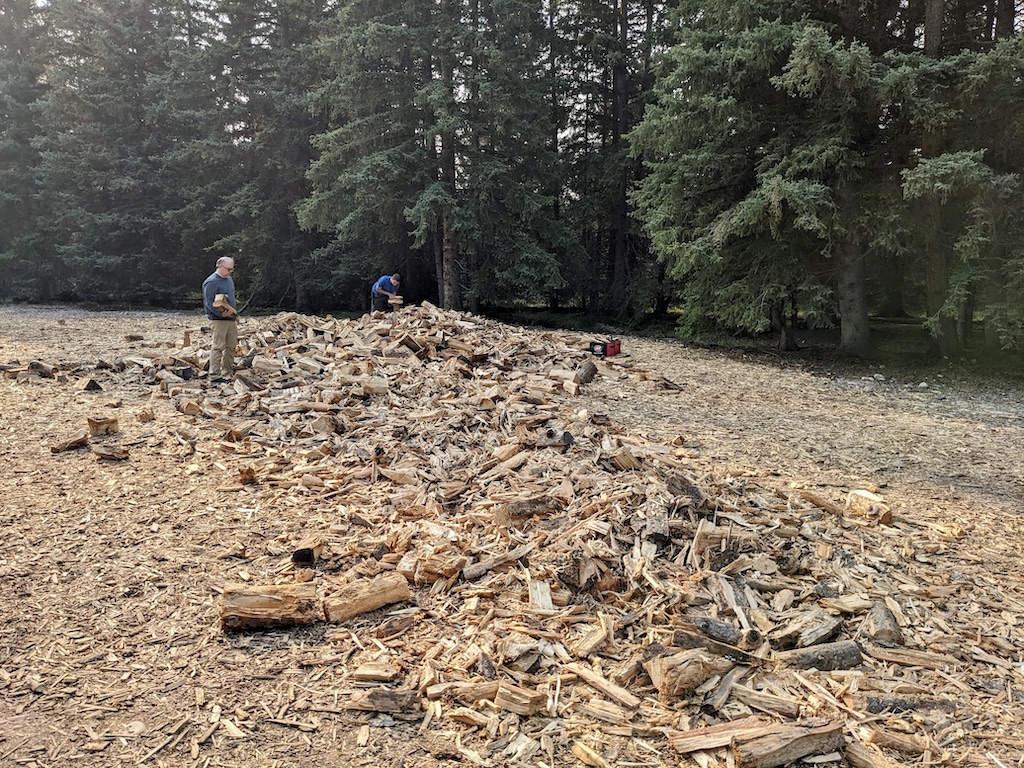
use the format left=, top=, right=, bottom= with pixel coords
left=202, top=257, right=238, bottom=383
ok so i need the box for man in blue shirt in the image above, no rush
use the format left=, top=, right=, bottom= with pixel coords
left=202, top=257, right=238, bottom=383
left=370, top=273, right=401, bottom=312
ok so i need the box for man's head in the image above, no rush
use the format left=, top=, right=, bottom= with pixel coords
left=391, top=273, right=401, bottom=285
left=216, top=257, right=235, bottom=277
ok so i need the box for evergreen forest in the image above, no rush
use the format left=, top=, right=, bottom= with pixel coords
left=1, top=0, right=1022, bottom=357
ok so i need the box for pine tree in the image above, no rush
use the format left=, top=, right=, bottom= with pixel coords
left=33, top=0, right=187, bottom=303
left=0, top=0, right=49, bottom=298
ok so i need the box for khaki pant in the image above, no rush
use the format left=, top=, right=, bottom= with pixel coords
left=210, top=319, right=238, bottom=378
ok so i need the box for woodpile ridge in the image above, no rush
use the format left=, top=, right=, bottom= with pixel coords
left=5, top=303, right=1024, bottom=768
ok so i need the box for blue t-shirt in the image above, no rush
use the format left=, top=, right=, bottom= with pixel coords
left=372, top=275, right=399, bottom=297
left=202, top=272, right=236, bottom=320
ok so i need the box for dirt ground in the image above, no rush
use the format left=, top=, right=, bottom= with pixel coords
left=2, top=305, right=1024, bottom=768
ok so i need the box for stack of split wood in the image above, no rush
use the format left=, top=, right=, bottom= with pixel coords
left=59, top=303, right=1013, bottom=766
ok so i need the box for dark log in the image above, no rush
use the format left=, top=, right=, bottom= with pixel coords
left=777, top=639, right=863, bottom=670
left=691, top=616, right=762, bottom=649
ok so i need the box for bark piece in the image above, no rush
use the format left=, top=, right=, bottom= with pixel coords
left=77, top=376, right=102, bottom=392
left=220, top=582, right=323, bottom=631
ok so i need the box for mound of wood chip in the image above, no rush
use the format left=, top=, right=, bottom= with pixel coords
left=21, top=303, right=1021, bottom=767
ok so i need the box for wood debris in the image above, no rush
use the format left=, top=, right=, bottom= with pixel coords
left=7, top=302, right=1023, bottom=768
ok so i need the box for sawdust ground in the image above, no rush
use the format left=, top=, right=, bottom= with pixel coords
left=1, top=305, right=1023, bottom=767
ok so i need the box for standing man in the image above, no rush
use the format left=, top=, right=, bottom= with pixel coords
left=370, top=272, right=401, bottom=312
left=202, top=257, right=238, bottom=383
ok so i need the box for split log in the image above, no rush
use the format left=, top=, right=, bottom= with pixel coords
left=447, top=707, right=490, bottom=728
left=862, top=601, right=903, bottom=647
left=572, top=614, right=614, bottom=658
left=771, top=608, right=842, bottom=650
left=846, top=489, right=893, bottom=525
left=51, top=430, right=90, bottom=453
left=610, top=448, right=641, bottom=471
left=797, top=489, right=844, bottom=516
left=865, top=727, right=929, bottom=755
left=644, top=649, right=735, bottom=703
left=669, top=627, right=758, bottom=662
left=351, top=661, right=400, bottom=681
left=844, top=743, right=904, bottom=768
left=462, top=542, right=535, bottom=581
left=291, top=535, right=326, bottom=567
left=574, top=697, right=632, bottom=725
left=529, top=580, right=553, bottom=611
left=861, top=645, right=957, bottom=671
left=494, top=681, right=546, bottom=715
left=91, top=444, right=129, bottom=461
left=733, top=721, right=845, bottom=768
left=87, top=416, right=119, bottom=436
left=345, top=689, right=418, bottom=714
left=396, top=550, right=466, bottom=584
left=730, top=684, right=802, bottom=718
left=563, top=662, right=641, bottom=710
left=667, top=716, right=776, bottom=754
left=324, top=572, right=412, bottom=622
left=571, top=741, right=610, bottom=768
left=220, top=582, right=323, bottom=631
left=777, top=639, right=863, bottom=671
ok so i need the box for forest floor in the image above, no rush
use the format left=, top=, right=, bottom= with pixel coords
left=1, top=304, right=1023, bottom=768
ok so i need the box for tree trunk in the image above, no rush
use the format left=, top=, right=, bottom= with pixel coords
left=834, top=185, right=872, bottom=357
left=608, top=0, right=630, bottom=313
left=771, top=301, right=798, bottom=352
left=441, top=212, right=460, bottom=310
left=922, top=0, right=961, bottom=357
left=835, top=234, right=873, bottom=357
left=995, top=0, right=1015, bottom=38
left=439, top=48, right=461, bottom=311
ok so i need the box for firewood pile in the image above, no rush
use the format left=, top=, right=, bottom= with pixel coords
left=27, top=303, right=1023, bottom=766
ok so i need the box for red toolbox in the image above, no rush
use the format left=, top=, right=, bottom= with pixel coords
left=588, top=338, right=621, bottom=356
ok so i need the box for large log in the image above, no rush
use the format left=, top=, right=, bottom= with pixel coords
left=733, top=721, right=845, bottom=768
left=220, top=582, right=323, bottom=631
left=324, top=572, right=412, bottom=622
